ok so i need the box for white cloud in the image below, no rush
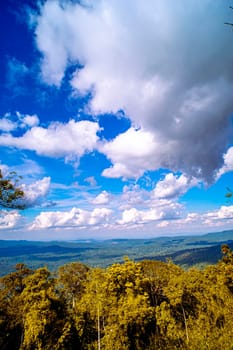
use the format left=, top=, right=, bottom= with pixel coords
left=217, top=206, right=233, bottom=219
left=216, top=147, right=233, bottom=179
left=85, top=176, right=97, bottom=187
left=0, top=175, right=50, bottom=209
left=184, top=212, right=201, bottom=223
left=23, top=115, right=39, bottom=127
left=118, top=200, right=182, bottom=226
left=119, top=208, right=143, bottom=225
left=16, top=111, right=39, bottom=128
left=91, top=190, right=110, bottom=205
left=0, top=210, right=22, bottom=229
left=153, top=173, right=198, bottom=199
left=112, top=202, right=233, bottom=232
left=89, top=207, right=113, bottom=225
left=30, top=206, right=113, bottom=229
left=0, top=164, right=50, bottom=208
left=120, top=184, right=149, bottom=209
left=0, top=119, right=100, bottom=162
left=155, top=206, right=233, bottom=233
left=0, top=112, right=39, bottom=134
left=0, top=116, right=16, bottom=132
left=115, top=178, right=233, bottom=229
left=100, top=127, right=169, bottom=179
left=206, top=205, right=233, bottom=220
left=21, top=177, right=51, bottom=207
left=118, top=174, right=195, bottom=217
left=33, top=0, right=233, bottom=181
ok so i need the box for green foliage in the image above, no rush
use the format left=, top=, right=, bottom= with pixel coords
left=225, top=187, right=233, bottom=199
left=57, top=262, right=89, bottom=309
left=1, top=230, right=233, bottom=275
left=20, top=267, right=78, bottom=350
left=0, top=169, right=25, bottom=209
left=221, top=244, right=233, bottom=264
left=0, top=253, right=233, bottom=349
left=0, top=264, right=33, bottom=349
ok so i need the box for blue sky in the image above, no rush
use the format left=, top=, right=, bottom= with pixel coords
left=0, top=0, right=233, bottom=240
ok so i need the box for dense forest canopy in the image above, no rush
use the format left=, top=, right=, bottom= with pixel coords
left=0, top=247, right=233, bottom=350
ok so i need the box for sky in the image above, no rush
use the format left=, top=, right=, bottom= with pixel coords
left=0, top=0, right=233, bottom=240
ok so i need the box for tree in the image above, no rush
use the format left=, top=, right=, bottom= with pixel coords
left=20, top=267, right=77, bottom=350
left=57, top=262, right=89, bottom=309
left=0, top=169, right=25, bottom=209
left=0, top=264, right=33, bottom=349
left=221, top=244, right=233, bottom=264
left=225, top=187, right=233, bottom=201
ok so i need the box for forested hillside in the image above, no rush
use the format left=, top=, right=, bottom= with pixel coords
left=0, top=230, right=233, bottom=275
left=0, top=246, right=233, bottom=349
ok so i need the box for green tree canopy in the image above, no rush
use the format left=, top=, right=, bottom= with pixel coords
left=0, top=169, right=25, bottom=209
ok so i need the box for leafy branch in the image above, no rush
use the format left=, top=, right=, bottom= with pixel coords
left=0, top=169, right=25, bottom=209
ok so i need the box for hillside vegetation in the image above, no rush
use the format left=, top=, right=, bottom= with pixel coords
left=0, top=246, right=233, bottom=350
left=0, top=230, right=233, bottom=275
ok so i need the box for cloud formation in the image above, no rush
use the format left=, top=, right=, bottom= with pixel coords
left=0, top=117, right=15, bottom=132
left=100, top=128, right=164, bottom=179
left=216, top=147, right=233, bottom=178
left=0, top=119, right=100, bottom=162
left=153, top=173, right=198, bottom=199
left=118, top=200, right=182, bottom=226
left=0, top=112, right=39, bottom=133
left=91, top=190, right=111, bottom=205
left=34, top=0, right=233, bottom=181
left=27, top=174, right=233, bottom=233
left=22, top=177, right=51, bottom=207
left=30, top=206, right=113, bottom=229
left=0, top=210, right=22, bottom=229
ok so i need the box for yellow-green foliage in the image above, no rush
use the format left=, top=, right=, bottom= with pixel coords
left=0, top=169, right=25, bottom=209
left=0, top=255, right=233, bottom=349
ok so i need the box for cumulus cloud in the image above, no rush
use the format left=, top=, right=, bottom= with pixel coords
left=121, top=184, right=150, bottom=209
left=30, top=206, right=113, bottom=229
left=0, top=163, right=50, bottom=208
left=99, top=127, right=167, bottom=179
left=91, top=190, right=111, bottom=205
left=0, top=112, right=39, bottom=134
left=216, top=206, right=233, bottom=219
left=114, top=175, right=233, bottom=229
left=153, top=173, right=198, bottom=199
left=0, top=119, right=100, bottom=162
left=117, top=179, right=187, bottom=226
left=16, top=111, right=39, bottom=128
left=205, top=205, right=233, bottom=221
left=216, top=147, right=233, bottom=179
left=119, top=173, right=197, bottom=212
left=0, top=175, right=51, bottom=209
left=118, top=200, right=182, bottom=226
left=156, top=205, right=233, bottom=233
left=21, top=177, right=51, bottom=207
left=33, top=0, right=233, bottom=181
left=0, top=210, right=22, bottom=229
left=0, top=116, right=16, bottom=132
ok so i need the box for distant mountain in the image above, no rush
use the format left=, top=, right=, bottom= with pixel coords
left=0, top=229, right=232, bottom=275
left=146, top=241, right=233, bottom=268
